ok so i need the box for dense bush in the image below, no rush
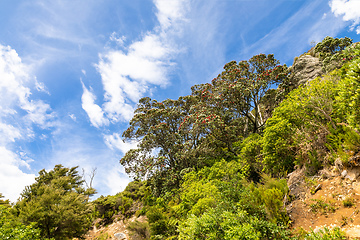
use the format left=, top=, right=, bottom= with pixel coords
left=93, top=180, right=148, bottom=224
left=0, top=205, right=41, bottom=240
left=100, top=37, right=360, bottom=239
left=262, top=75, right=339, bottom=176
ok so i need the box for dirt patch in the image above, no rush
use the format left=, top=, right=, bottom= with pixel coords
left=288, top=172, right=360, bottom=239
left=84, top=215, right=148, bottom=240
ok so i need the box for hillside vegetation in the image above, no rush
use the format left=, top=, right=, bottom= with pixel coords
left=1, top=36, right=360, bottom=239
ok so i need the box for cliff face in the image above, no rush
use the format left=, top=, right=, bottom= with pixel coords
left=289, top=54, right=324, bottom=86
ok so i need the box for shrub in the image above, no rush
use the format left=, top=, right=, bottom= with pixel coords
left=127, top=220, right=150, bottom=240
left=300, top=227, right=347, bottom=240
left=262, top=76, right=339, bottom=176
left=0, top=205, right=41, bottom=240
left=342, top=197, right=355, bottom=208
left=309, top=199, right=336, bottom=214
left=252, top=175, right=289, bottom=225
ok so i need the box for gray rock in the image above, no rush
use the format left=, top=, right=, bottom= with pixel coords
left=114, top=232, right=127, bottom=240
left=289, top=55, right=324, bottom=86
left=341, top=170, right=348, bottom=178
left=345, top=167, right=360, bottom=181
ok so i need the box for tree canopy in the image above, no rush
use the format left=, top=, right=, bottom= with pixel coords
left=120, top=54, right=288, bottom=194
left=15, top=165, right=96, bottom=240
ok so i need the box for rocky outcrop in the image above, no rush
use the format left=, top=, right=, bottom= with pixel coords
left=289, top=55, right=324, bottom=86
left=114, top=232, right=127, bottom=239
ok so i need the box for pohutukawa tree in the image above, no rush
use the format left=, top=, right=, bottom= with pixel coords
left=209, top=53, right=288, bottom=133
left=121, top=96, right=214, bottom=194
left=121, top=53, right=288, bottom=193
left=189, top=54, right=288, bottom=154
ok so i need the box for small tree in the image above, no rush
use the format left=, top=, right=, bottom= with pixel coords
left=315, top=36, right=353, bottom=72
left=15, top=165, right=96, bottom=240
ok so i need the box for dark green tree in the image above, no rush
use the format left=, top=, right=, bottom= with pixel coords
left=189, top=54, right=288, bottom=156
left=315, top=36, right=353, bottom=72
left=15, top=165, right=96, bottom=240
left=315, top=36, right=352, bottom=56
left=121, top=54, right=288, bottom=194
left=121, top=96, right=214, bottom=194
left=204, top=53, right=288, bottom=134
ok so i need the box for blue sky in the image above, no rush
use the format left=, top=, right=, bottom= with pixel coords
left=1, top=0, right=360, bottom=202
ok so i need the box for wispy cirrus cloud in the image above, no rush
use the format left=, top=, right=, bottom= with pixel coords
left=330, top=0, right=360, bottom=34
left=83, top=0, right=189, bottom=126
left=0, top=44, right=54, bottom=201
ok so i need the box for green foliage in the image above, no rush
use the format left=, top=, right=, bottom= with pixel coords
left=342, top=197, right=355, bottom=208
left=0, top=193, right=10, bottom=207
left=334, top=44, right=360, bottom=130
left=0, top=205, right=41, bottom=240
left=251, top=175, right=289, bottom=224
left=315, top=36, right=353, bottom=72
left=121, top=54, right=288, bottom=196
left=262, top=76, right=339, bottom=176
left=235, top=133, right=263, bottom=181
left=326, top=44, right=360, bottom=164
left=309, top=199, right=336, bottom=215
left=118, top=37, right=360, bottom=239
left=146, top=205, right=177, bottom=238
left=179, top=207, right=290, bottom=240
left=95, top=232, right=110, bottom=240
left=93, top=194, right=122, bottom=223
left=174, top=162, right=290, bottom=239
left=127, top=220, right=150, bottom=240
left=179, top=209, right=261, bottom=240
left=121, top=96, right=214, bottom=195
left=298, top=227, right=347, bottom=240
left=93, top=180, right=148, bottom=224
left=192, top=53, right=288, bottom=136
left=15, top=165, right=95, bottom=240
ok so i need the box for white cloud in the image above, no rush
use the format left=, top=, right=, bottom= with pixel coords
left=104, top=133, right=138, bottom=154
left=154, top=0, right=189, bottom=30
left=86, top=0, right=189, bottom=126
left=330, top=0, right=360, bottom=34
left=0, top=44, right=54, bottom=202
left=0, top=45, right=53, bottom=126
left=95, top=35, right=171, bottom=122
left=25, top=1, right=97, bottom=46
left=0, top=122, right=22, bottom=144
left=105, top=166, right=130, bottom=195
left=0, top=146, right=36, bottom=202
left=69, top=113, right=77, bottom=121
left=110, top=32, right=126, bottom=47
left=35, top=77, right=50, bottom=94
left=81, top=81, right=109, bottom=128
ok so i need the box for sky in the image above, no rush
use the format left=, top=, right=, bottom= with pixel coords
left=1, top=0, right=360, bottom=202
